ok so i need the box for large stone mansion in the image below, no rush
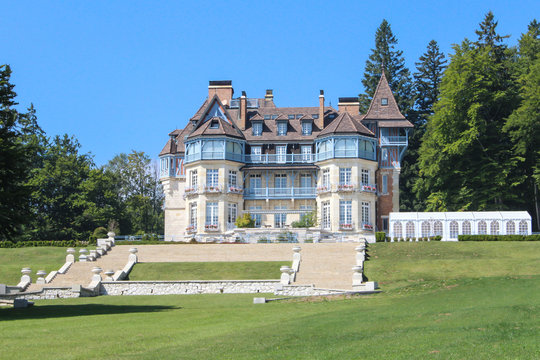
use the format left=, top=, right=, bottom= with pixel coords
left=159, top=74, right=412, bottom=241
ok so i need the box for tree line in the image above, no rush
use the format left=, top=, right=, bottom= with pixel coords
left=360, top=12, right=539, bottom=230
left=0, top=66, right=164, bottom=241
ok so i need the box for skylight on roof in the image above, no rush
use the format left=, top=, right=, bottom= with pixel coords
left=381, top=98, right=388, bottom=106
left=209, top=120, right=219, bottom=129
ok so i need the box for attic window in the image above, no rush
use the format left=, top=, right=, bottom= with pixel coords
left=210, top=120, right=219, bottom=129
left=264, top=115, right=271, bottom=120
left=381, top=98, right=388, bottom=106
left=312, top=114, right=319, bottom=119
left=296, top=114, right=303, bottom=119
left=288, top=114, right=295, bottom=120
left=271, top=115, right=278, bottom=120
left=329, top=114, right=336, bottom=119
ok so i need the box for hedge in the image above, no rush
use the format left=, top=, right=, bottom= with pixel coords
left=458, top=234, right=540, bottom=241
left=375, top=232, right=386, bottom=242
left=0, top=240, right=87, bottom=248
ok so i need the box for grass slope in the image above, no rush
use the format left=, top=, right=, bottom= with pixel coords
left=0, top=242, right=539, bottom=359
left=0, top=247, right=87, bottom=285
left=128, top=261, right=289, bottom=280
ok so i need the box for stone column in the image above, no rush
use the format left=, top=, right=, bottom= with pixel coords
left=355, top=245, right=366, bottom=266
left=129, top=248, right=138, bottom=263
left=36, top=270, right=47, bottom=285
left=79, top=249, right=88, bottom=262
left=20, top=268, right=32, bottom=284
left=91, top=267, right=102, bottom=282
left=280, top=266, right=292, bottom=285
left=66, top=248, right=76, bottom=263
left=352, top=265, right=363, bottom=287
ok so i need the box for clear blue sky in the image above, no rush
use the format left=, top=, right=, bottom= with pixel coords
left=2, top=1, right=538, bottom=165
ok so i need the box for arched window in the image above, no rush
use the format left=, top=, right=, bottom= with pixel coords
left=449, top=221, right=459, bottom=238
left=462, top=221, right=471, bottom=235
left=478, top=221, right=487, bottom=235
left=518, top=220, right=528, bottom=235
left=406, top=221, right=415, bottom=238
left=506, top=221, right=515, bottom=235
left=433, top=221, right=443, bottom=236
left=421, top=221, right=430, bottom=237
left=393, top=222, right=402, bottom=239
left=490, top=221, right=499, bottom=235
left=334, top=139, right=356, bottom=157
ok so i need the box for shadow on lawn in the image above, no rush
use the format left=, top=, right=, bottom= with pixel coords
left=0, top=304, right=179, bottom=321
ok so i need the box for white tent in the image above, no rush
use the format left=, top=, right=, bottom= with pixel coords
left=388, top=211, right=531, bottom=241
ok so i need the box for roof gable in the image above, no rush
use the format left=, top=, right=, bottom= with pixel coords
left=318, top=112, right=374, bottom=137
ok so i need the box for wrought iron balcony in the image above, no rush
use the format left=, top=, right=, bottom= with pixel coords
left=362, top=222, right=374, bottom=231
left=339, top=222, right=355, bottom=231
left=226, top=185, right=244, bottom=194
left=337, top=183, right=356, bottom=192
left=360, top=183, right=377, bottom=193
left=203, top=185, right=223, bottom=194
left=183, top=186, right=199, bottom=198
left=185, top=225, right=197, bottom=234
left=204, top=224, right=220, bottom=232
left=316, top=185, right=331, bottom=194
left=244, top=187, right=316, bottom=199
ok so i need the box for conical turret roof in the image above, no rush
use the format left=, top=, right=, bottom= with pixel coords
left=363, top=72, right=406, bottom=120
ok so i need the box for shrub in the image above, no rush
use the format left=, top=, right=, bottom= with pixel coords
left=291, top=211, right=316, bottom=228
left=0, top=240, right=82, bottom=248
left=235, top=213, right=255, bottom=228
left=189, top=237, right=198, bottom=244
left=432, top=236, right=442, bottom=241
left=375, top=232, right=386, bottom=242
left=458, top=234, right=540, bottom=241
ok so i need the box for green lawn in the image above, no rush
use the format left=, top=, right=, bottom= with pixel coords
left=0, top=247, right=88, bottom=285
left=0, top=242, right=539, bottom=359
left=128, top=261, right=289, bottom=280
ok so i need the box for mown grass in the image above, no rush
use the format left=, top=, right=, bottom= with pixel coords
left=0, top=242, right=539, bottom=359
left=128, top=261, right=289, bottom=280
left=0, top=247, right=87, bottom=285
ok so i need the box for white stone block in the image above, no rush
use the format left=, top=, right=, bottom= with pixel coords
left=253, top=297, right=266, bottom=304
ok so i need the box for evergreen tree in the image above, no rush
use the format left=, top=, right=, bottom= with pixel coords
left=400, top=40, right=446, bottom=211
left=504, top=19, right=540, bottom=229
left=0, top=65, right=43, bottom=240
left=416, top=13, right=519, bottom=211
left=359, top=19, right=413, bottom=115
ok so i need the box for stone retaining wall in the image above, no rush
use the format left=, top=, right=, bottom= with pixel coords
left=100, top=280, right=281, bottom=296
left=0, top=287, right=79, bottom=301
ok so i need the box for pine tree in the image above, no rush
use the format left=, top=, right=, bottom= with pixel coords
left=400, top=40, right=446, bottom=211
left=416, top=13, right=520, bottom=211
left=359, top=19, right=413, bottom=115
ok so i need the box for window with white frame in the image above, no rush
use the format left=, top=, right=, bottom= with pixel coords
left=250, top=206, right=262, bottom=227
left=206, top=169, right=218, bottom=187
left=450, top=221, right=459, bottom=238
left=382, top=174, right=388, bottom=193
left=277, top=121, right=287, bottom=135
left=206, top=202, right=218, bottom=226
left=340, top=200, right=352, bottom=227
left=394, top=222, right=402, bottom=238
left=339, top=168, right=352, bottom=185
left=227, top=203, right=237, bottom=226
left=478, top=221, right=487, bottom=235
left=274, top=206, right=287, bottom=228
left=406, top=221, right=415, bottom=238
left=361, top=169, right=369, bottom=185
left=462, top=221, right=471, bottom=235
left=301, top=145, right=312, bottom=161
left=490, top=221, right=499, bottom=235
left=275, top=174, right=287, bottom=196
left=506, top=221, right=515, bottom=235
left=228, top=170, right=237, bottom=187
left=421, top=221, right=430, bottom=237
left=300, top=174, right=311, bottom=189
left=322, top=169, right=330, bottom=188
left=251, top=146, right=261, bottom=161
left=433, top=221, right=443, bottom=236
left=335, top=139, right=355, bottom=157
left=250, top=174, right=262, bottom=194
left=276, top=145, right=286, bottom=163
left=322, top=201, right=330, bottom=230
left=202, top=140, right=224, bottom=159
left=362, top=202, right=370, bottom=225
left=299, top=205, right=312, bottom=221
left=189, top=203, right=197, bottom=230
left=302, top=121, right=312, bottom=135
left=518, top=220, right=527, bottom=235
left=190, top=170, right=198, bottom=188
left=252, top=122, right=262, bottom=136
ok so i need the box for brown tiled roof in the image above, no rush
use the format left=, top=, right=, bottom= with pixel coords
left=363, top=72, right=405, bottom=120
left=298, top=114, right=313, bottom=120
left=318, top=112, right=374, bottom=137
left=159, top=126, right=191, bottom=155
left=274, top=114, right=288, bottom=121
left=190, top=99, right=209, bottom=121
left=188, top=116, right=245, bottom=139
left=377, top=120, right=413, bottom=128
left=250, top=113, right=263, bottom=121
left=241, top=107, right=338, bottom=142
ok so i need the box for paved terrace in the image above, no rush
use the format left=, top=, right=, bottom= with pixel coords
left=28, top=243, right=361, bottom=291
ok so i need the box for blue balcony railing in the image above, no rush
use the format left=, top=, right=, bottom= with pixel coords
left=380, top=136, right=408, bottom=146
left=244, top=187, right=316, bottom=199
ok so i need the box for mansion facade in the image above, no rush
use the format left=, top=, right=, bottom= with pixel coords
left=159, top=74, right=412, bottom=241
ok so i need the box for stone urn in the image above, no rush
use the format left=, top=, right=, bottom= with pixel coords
left=104, top=269, right=115, bottom=281
left=292, top=246, right=301, bottom=253
left=66, top=248, right=76, bottom=255
left=21, top=267, right=32, bottom=276
left=79, top=248, right=89, bottom=255
left=129, top=247, right=138, bottom=254
left=91, top=267, right=102, bottom=275
left=36, top=270, right=47, bottom=284
left=107, top=231, right=115, bottom=238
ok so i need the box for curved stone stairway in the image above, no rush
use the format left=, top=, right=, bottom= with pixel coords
left=25, top=242, right=363, bottom=292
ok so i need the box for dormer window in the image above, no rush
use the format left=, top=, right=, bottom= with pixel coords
left=264, top=115, right=271, bottom=120
left=288, top=114, right=295, bottom=120
left=381, top=98, right=388, bottom=106
left=296, top=114, right=303, bottom=119
left=277, top=121, right=287, bottom=136
left=302, top=121, right=312, bottom=135
left=252, top=122, right=262, bottom=136
left=271, top=115, right=278, bottom=120
left=209, top=120, right=219, bottom=129
left=312, top=114, right=319, bottom=119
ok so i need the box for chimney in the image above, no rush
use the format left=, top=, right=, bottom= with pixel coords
left=318, top=90, right=325, bottom=129
left=208, top=80, right=233, bottom=105
left=338, top=97, right=360, bottom=115
left=239, top=91, right=247, bottom=130
left=265, top=89, right=273, bottom=100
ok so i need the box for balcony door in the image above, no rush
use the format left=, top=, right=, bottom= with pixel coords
left=275, top=174, right=287, bottom=196
left=250, top=174, right=262, bottom=196
left=276, top=145, right=286, bottom=163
